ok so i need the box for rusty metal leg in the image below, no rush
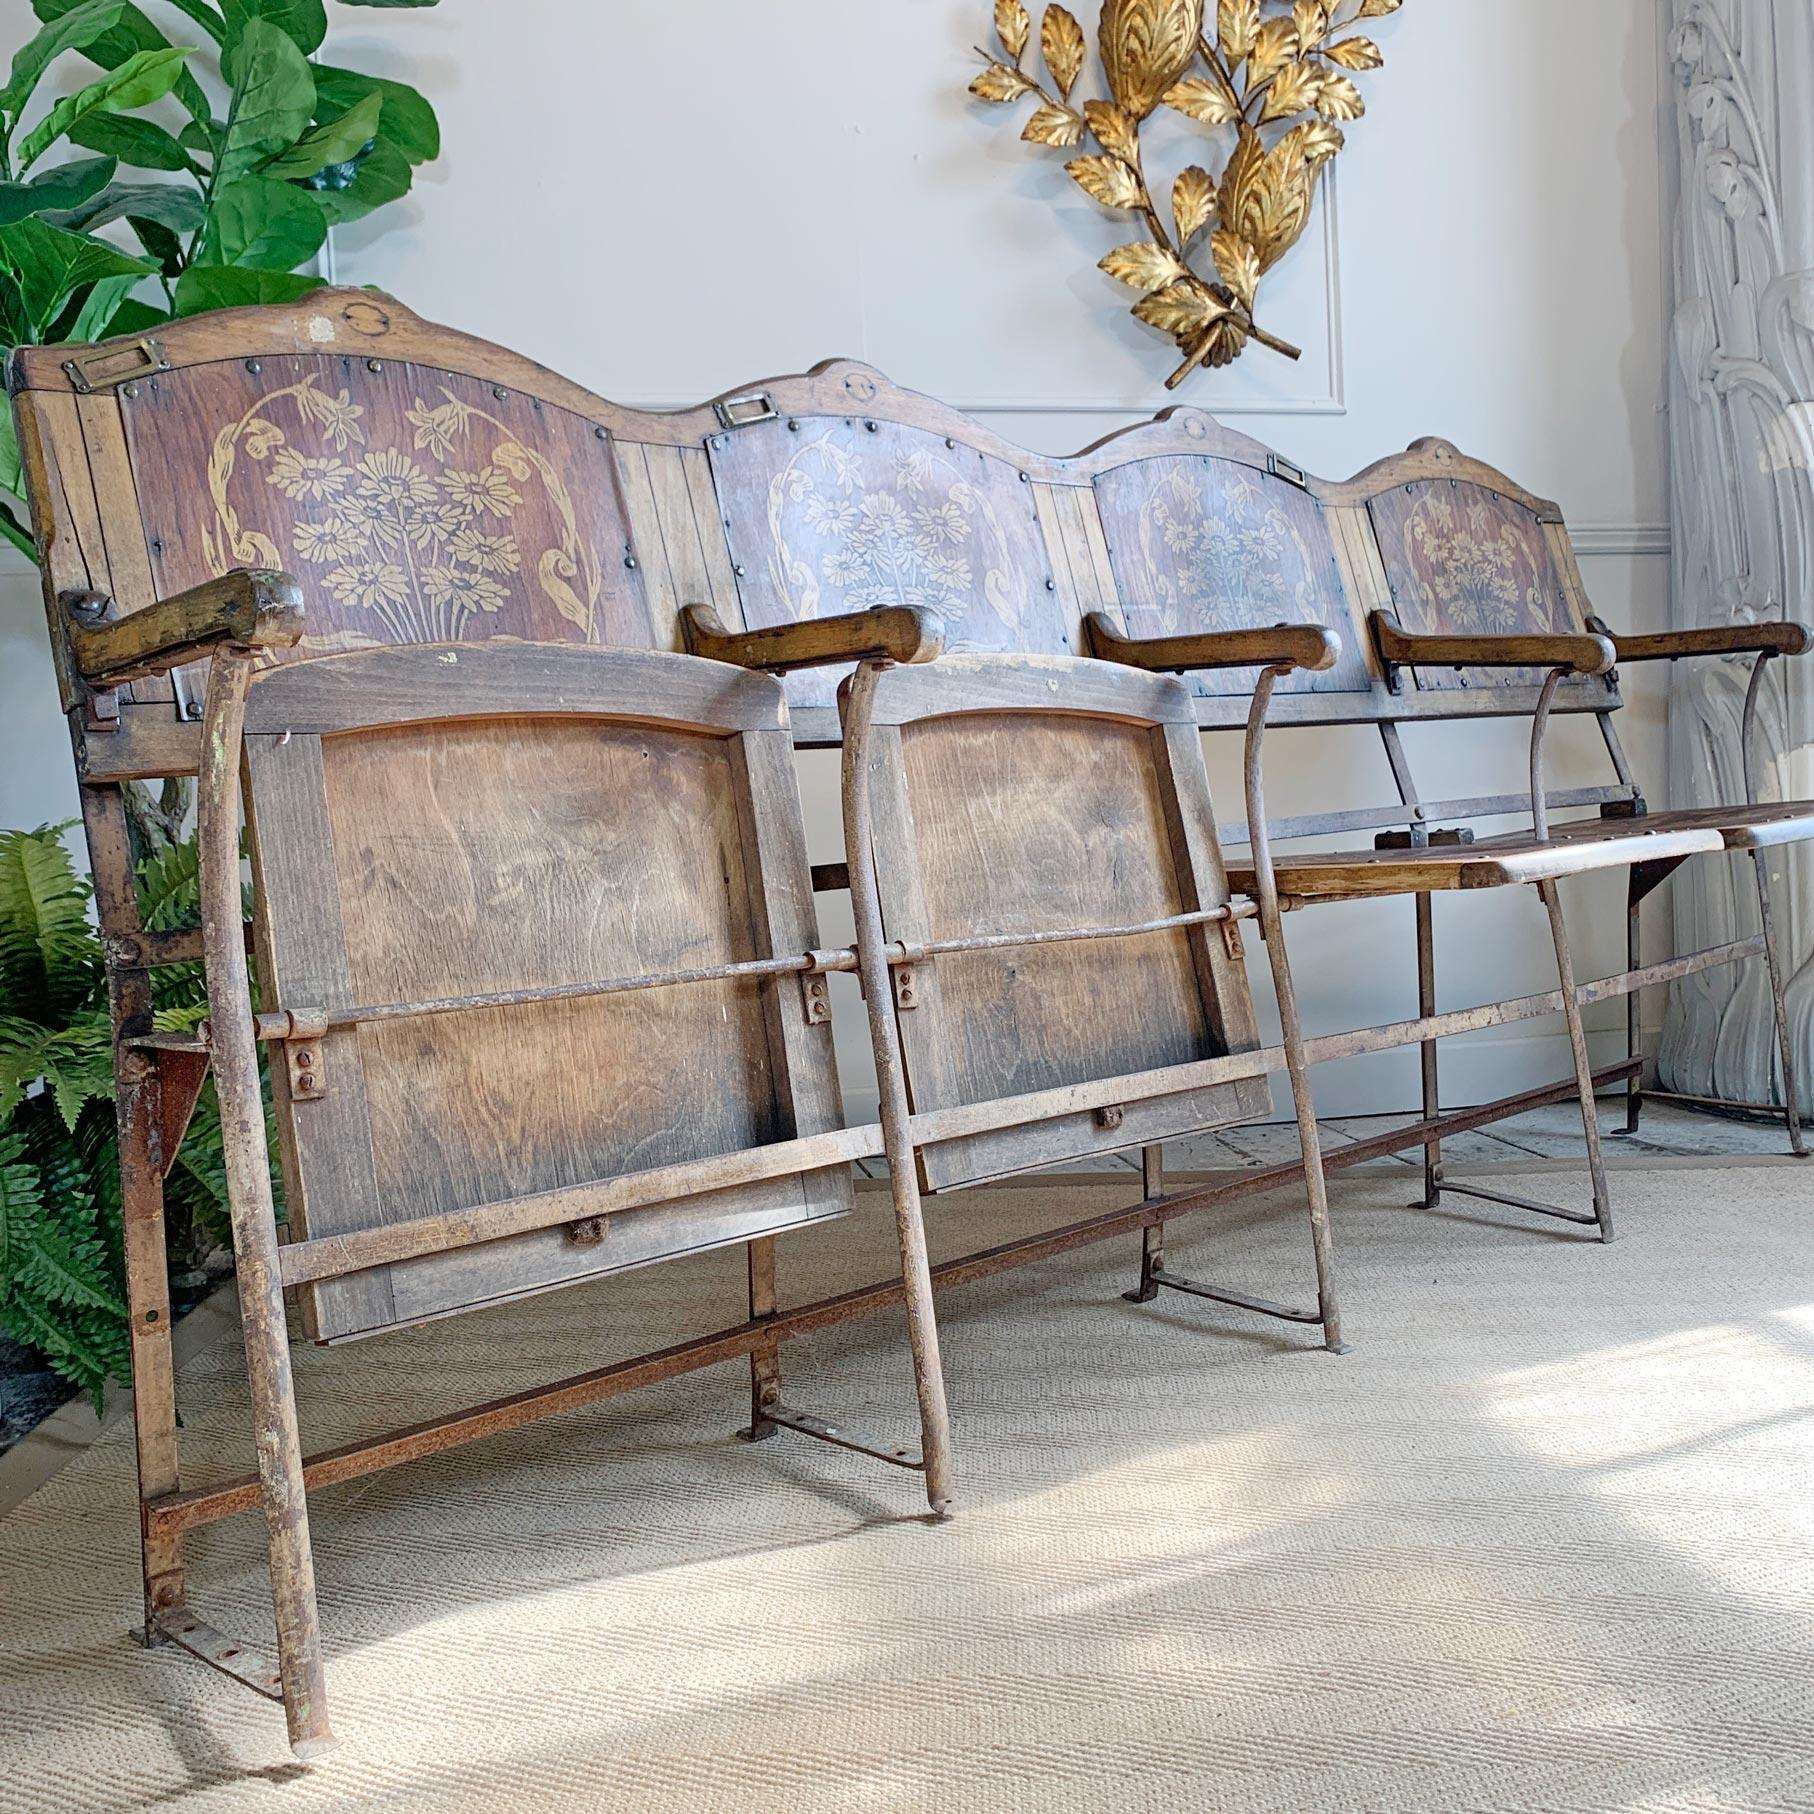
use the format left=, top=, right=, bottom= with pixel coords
left=1622, top=873, right=1645, bottom=1135
left=1750, top=848, right=1808, bottom=1158
left=1244, top=670, right=1344, bottom=1352
left=742, top=1237, right=781, bottom=1440
left=843, top=659, right=955, bottom=1518
left=1538, top=878, right=1614, bottom=1243
left=1122, top=1145, right=1166, bottom=1303
left=200, top=650, right=334, bottom=1759
left=1414, top=891, right=1442, bottom=1209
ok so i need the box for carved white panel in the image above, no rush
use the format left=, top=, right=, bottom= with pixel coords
left=1663, top=0, right=1814, bottom=1111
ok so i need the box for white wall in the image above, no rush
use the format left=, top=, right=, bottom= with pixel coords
left=0, top=0, right=1672, bottom=1117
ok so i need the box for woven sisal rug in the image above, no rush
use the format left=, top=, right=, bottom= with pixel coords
left=1, top=1166, right=1811, bottom=1812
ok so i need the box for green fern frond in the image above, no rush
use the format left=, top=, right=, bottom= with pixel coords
left=0, top=827, right=100, bottom=1025
left=136, top=838, right=202, bottom=933
left=0, top=1129, right=44, bottom=1302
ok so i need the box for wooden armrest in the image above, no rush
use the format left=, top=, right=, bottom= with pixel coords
left=1084, top=612, right=1341, bottom=675
left=681, top=602, right=943, bottom=673
left=1371, top=609, right=1614, bottom=678
left=66, top=569, right=304, bottom=688
left=1592, top=620, right=1812, bottom=663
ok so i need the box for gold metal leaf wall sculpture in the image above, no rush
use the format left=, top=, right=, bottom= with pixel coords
left=970, top=0, right=1401, bottom=385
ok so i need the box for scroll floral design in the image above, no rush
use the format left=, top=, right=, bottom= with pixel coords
left=970, top=0, right=1401, bottom=385
left=1390, top=488, right=1561, bottom=637
left=202, top=375, right=603, bottom=648
left=766, top=434, right=1021, bottom=643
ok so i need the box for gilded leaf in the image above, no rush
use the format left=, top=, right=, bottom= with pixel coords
left=1246, top=135, right=1318, bottom=271
left=1260, top=59, right=1324, bottom=122
left=971, top=62, right=1035, bottom=101
left=1098, top=0, right=1204, bottom=121
left=1217, top=0, right=1260, bottom=63
left=1217, top=121, right=1266, bottom=239
left=1132, top=277, right=1229, bottom=342
left=1023, top=101, right=1086, bottom=146
left=1100, top=240, right=1189, bottom=291
left=1210, top=227, right=1260, bottom=309
left=1163, top=76, right=1240, bottom=124
left=1359, top=0, right=1401, bottom=15
left=1277, top=118, right=1345, bottom=168
left=1291, top=0, right=1328, bottom=49
left=1316, top=71, right=1366, bottom=120
left=1173, top=164, right=1216, bottom=244
left=1247, top=16, right=1298, bottom=84
left=1041, top=5, right=1087, bottom=98
left=1083, top=99, right=1140, bottom=161
left=1065, top=153, right=1146, bottom=209
left=1323, top=35, right=1384, bottom=70
left=996, top=0, right=1032, bottom=60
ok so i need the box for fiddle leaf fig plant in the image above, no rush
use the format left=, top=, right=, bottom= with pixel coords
left=0, top=0, right=441, bottom=557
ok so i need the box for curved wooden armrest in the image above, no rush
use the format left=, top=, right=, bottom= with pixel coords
left=1371, top=609, right=1614, bottom=678
left=66, top=569, right=304, bottom=689
left=681, top=602, right=943, bottom=674
left=1084, top=612, right=1341, bottom=675
left=1591, top=620, right=1812, bottom=663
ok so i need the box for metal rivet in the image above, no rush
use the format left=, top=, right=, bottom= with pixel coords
left=1018, top=471, right=1029, bottom=482
left=366, top=359, right=382, bottom=373
left=734, top=564, right=747, bottom=577
left=946, top=438, right=957, bottom=449
left=121, top=383, right=138, bottom=399
left=624, top=555, right=638, bottom=569
left=245, top=359, right=261, bottom=374
left=594, top=425, right=608, bottom=440
left=184, top=700, right=203, bottom=721
left=864, top=419, right=878, bottom=432
left=787, top=419, right=800, bottom=432
left=493, top=385, right=507, bottom=399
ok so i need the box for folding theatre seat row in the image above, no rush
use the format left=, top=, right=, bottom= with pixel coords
left=14, top=292, right=1807, bottom=1757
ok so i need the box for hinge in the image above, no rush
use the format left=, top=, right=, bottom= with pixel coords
left=62, top=336, right=168, bottom=394
left=1219, top=918, right=1245, bottom=962
left=892, top=963, right=920, bottom=1011
left=1374, top=827, right=1475, bottom=850
left=713, top=391, right=778, bottom=430
left=799, top=971, right=832, bottom=1025
left=280, top=1007, right=327, bottom=1102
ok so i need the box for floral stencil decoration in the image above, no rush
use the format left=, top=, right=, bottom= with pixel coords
left=203, top=374, right=602, bottom=647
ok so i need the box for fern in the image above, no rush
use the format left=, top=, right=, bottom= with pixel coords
left=0, top=827, right=98, bottom=1025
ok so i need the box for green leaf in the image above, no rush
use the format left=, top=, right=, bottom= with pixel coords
left=171, top=261, right=320, bottom=315
left=66, top=107, right=193, bottom=171
left=52, top=177, right=203, bottom=233
left=0, top=155, right=115, bottom=226
left=0, top=825, right=97, bottom=1023
left=223, top=0, right=326, bottom=54
left=0, top=405, right=22, bottom=505
left=65, top=266, right=136, bottom=339
left=0, top=0, right=126, bottom=122
left=0, top=1131, right=41, bottom=1298
left=205, top=172, right=323, bottom=268
left=311, top=133, right=408, bottom=224
left=264, top=89, right=380, bottom=180
left=92, top=291, right=162, bottom=337
left=29, top=0, right=213, bottom=130
left=217, top=20, right=313, bottom=185
left=127, top=212, right=182, bottom=274
left=0, top=214, right=154, bottom=334
left=159, top=0, right=227, bottom=42
left=19, top=44, right=195, bottom=169
left=312, top=62, right=436, bottom=164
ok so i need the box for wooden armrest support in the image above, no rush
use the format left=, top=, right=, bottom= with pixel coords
left=681, top=602, right=943, bottom=673
left=66, top=569, right=304, bottom=688
left=1594, top=620, right=1812, bottom=663
left=1084, top=612, right=1341, bottom=675
left=1371, top=609, right=1615, bottom=678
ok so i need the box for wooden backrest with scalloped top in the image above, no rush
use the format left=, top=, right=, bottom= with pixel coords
left=10, top=288, right=1616, bottom=779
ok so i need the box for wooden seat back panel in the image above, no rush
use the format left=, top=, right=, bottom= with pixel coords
left=861, top=657, right=1269, bottom=1190
left=1093, top=454, right=1373, bottom=698
left=123, top=355, right=651, bottom=662
left=243, top=644, right=847, bottom=1342
left=706, top=412, right=1066, bottom=711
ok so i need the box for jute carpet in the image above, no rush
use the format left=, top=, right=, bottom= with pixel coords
left=2, top=1165, right=1812, bottom=1812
